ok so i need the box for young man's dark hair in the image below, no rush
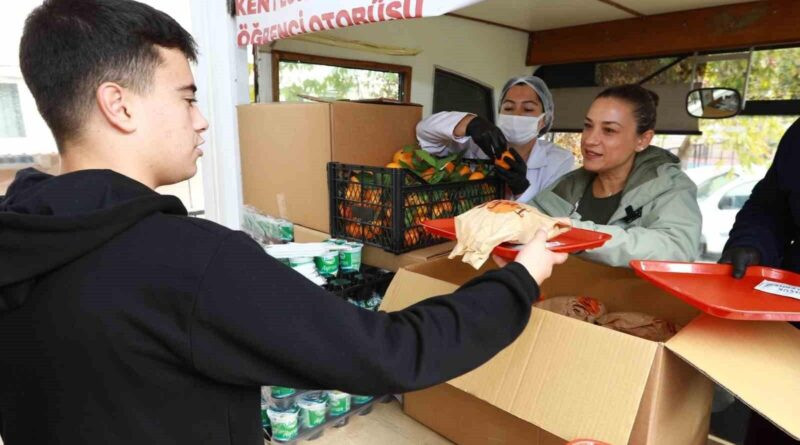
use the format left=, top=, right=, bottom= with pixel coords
left=20, top=0, right=197, bottom=149
left=0, top=1, right=565, bottom=444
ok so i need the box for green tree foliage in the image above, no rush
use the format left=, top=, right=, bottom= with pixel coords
left=736, top=48, right=800, bottom=100
left=278, top=61, right=400, bottom=102
left=592, top=48, right=800, bottom=169
left=692, top=48, right=800, bottom=169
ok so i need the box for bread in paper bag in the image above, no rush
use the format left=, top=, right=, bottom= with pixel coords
left=448, top=200, right=571, bottom=269
left=597, top=312, right=681, bottom=342
left=534, top=296, right=607, bottom=323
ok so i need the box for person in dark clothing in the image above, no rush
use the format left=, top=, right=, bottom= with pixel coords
left=721, top=117, right=800, bottom=279
left=0, top=1, right=567, bottom=444
left=719, top=117, right=800, bottom=444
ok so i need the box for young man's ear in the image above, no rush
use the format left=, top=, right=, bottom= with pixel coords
left=96, top=82, right=137, bottom=133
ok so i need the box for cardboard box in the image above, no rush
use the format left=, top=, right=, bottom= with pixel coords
left=361, top=242, right=456, bottom=273
left=292, top=224, right=454, bottom=272
left=291, top=224, right=332, bottom=244
left=380, top=256, right=800, bottom=444
left=237, top=101, right=422, bottom=233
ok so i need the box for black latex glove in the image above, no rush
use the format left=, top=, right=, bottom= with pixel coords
left=465, top=116, right=507, bottom=159
left=718, top=246, right=761, bottom=279
left=495, top=148, right=530, bottom=196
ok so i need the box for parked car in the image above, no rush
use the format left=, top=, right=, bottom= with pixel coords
left=684, top=165, right=731, bottom=188
left=686, top=167, right=766, bottom=258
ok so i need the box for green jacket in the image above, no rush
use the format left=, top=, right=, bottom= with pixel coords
left=529, top=146, right=701, bottom=267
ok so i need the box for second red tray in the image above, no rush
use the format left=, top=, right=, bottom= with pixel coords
left=630, top=260, right=800, bottom=321
left=421, top=218, right=611, bottom=259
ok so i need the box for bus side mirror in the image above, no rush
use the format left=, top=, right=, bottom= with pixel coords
left=687, top=88, right=742, bottom=119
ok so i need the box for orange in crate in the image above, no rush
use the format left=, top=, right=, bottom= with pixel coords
left=329, top=162, right=503, bottom=253
left=402, top=227, right=425, bottom=247
left=420, top=167, right=435, bottom=182
left=494, top=150, right=514, bottom=170
left=392, top=148, right=414, bottom=166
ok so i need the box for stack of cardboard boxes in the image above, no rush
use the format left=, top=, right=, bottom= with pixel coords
left=237, top=99, right=454, bottom=271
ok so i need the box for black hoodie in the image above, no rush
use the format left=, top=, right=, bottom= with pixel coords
left=0, top=168, right=539, bottom=445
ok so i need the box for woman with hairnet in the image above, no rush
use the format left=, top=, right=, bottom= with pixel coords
left=416, top=75, right=574, bottom=202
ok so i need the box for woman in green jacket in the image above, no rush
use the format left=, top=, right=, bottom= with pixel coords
left=530, top=84, right=701, bottom=267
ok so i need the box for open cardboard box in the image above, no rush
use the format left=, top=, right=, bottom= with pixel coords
left=292, top=224, right=454, bottom=272
left=380, top=256, right=800, bottom=444
left=238, top=100, right=421, bottom=233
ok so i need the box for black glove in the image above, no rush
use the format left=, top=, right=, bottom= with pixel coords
left=718, top=246, right=761, bottom=279
left=495, top=148, right=530, bottom=196
left=465, top=116, right=507, bottom=159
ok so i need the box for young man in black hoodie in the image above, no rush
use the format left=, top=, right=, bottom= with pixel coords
left=0, top=1, right=567, bottom=444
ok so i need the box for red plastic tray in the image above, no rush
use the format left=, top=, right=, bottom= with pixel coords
left=421, top=218, right=611, bottom=259
left=630, top=260, right=800, bottom=321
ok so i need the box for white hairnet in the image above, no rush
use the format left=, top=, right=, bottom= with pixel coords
left=499, top=76, right=554, bottom=136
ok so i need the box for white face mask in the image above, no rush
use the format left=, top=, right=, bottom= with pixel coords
left=496, top=114, right=544, bottom=146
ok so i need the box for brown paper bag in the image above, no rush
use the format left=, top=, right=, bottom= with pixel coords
left=597, top=312, right=681, bottom=342
left=449, top=200, right=570, bottom=269
left=534, top=296, right=607, bottom=323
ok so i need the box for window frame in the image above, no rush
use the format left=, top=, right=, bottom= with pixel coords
left=271, top=50, right=412, bottom=103
left=431, top=66, right=496, bottom=123
left=0, top=82, right=27, bottom=138
left=536, top=44, right=800, bottom=117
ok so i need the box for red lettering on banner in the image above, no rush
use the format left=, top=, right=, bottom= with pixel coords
left=386, top=1, right=402, bottom=19
left=237, top=23, right=251, bottom=46
left=336, top=10, right=354, bottom=27
left=276, top=22, right=289, bottom=39
left=309, top=15, right=324, bottom=32
left=238, top=0, right=433, bottom=44
left=377, top=0, right=386, bottom=21
left=237, top=0, right=272, bottom=15
left=352, top=7, right=367, bottom=25
left=321, top=12, right=335, bottom=29
left=288, top=20, right=300, bottom=36
left=367, top=3, right=376, bottom=22
left=251, top=25, right=264, bottom=45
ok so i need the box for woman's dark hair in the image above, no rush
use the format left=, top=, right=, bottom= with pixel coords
left=596, top=84, right=659, bottom=134
left=19, top=0, right=197, bottom=150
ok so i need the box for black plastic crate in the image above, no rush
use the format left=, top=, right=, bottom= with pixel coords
left=324, top=265, right=395, bottom=302
left=328, top=162, right=503, bottom=253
